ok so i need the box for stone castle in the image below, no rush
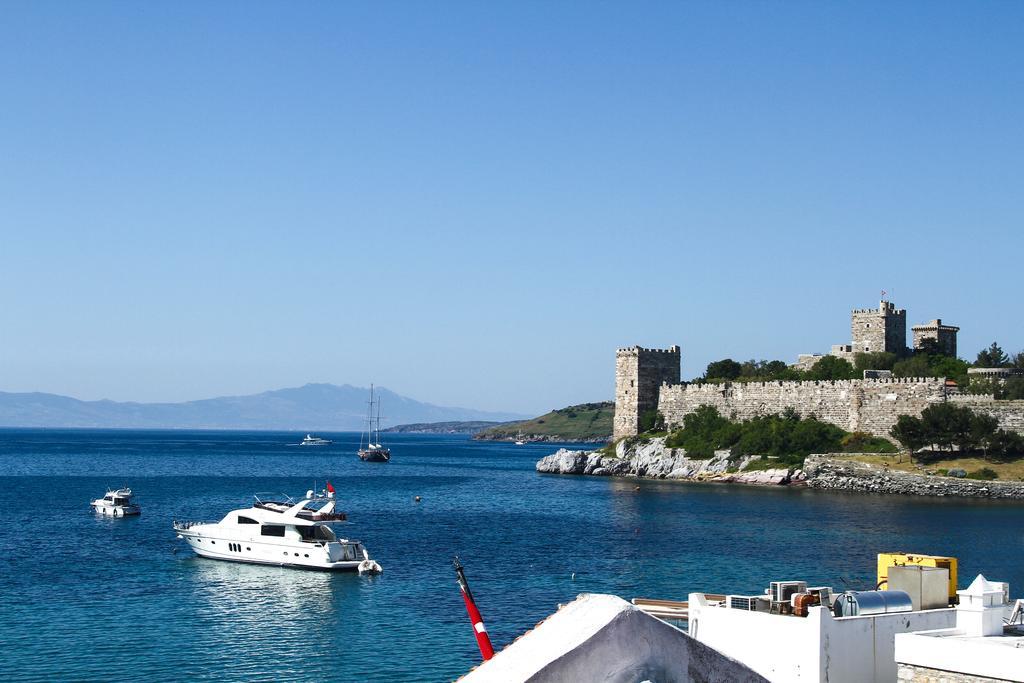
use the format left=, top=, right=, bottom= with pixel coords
left=795, top=300, right=959, bottom=370
left=614, top=300, right=1023, bottom=442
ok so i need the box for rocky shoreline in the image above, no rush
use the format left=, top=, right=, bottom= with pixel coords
left=535, top=438, right=802, bottom=486
left=474, top=434, right=611, bottom=444
left=535, top=437, right=1024, bottom=499
left=803, top=456, right=1024, bottom=499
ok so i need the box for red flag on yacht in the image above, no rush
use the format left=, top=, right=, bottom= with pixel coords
left=326, top=481, right=335, bottom=494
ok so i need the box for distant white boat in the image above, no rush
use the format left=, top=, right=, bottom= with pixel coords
left=515, top=431, right=527, bottom=446
left=91, top=487, right=141, bottom=517
left=358, top=385, right=391, bottom=462
left=300, top=434, right=332, bottom=446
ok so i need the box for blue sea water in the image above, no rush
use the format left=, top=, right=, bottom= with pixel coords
left=2, top=429, right=1024, bottom=682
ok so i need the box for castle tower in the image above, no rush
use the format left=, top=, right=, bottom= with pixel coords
left=912, top=319, right=959, bottom=357
left=851, top=301, right=907, bottom=355
left=613, top=345, right=681, bottom=440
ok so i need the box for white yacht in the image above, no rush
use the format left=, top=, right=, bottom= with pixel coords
left=173, top=489, right=382, bottom=574
left=90, top=485, right=140, bottom=518
left=300, top=434, right=332, bottom=446
left=91, top=487, right=141, bottom=517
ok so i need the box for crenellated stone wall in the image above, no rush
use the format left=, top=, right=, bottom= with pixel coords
left=949, top=395, right=1024, bottom=434
left=657, top=378, right=947, bottom=439
left=613, top=343, right=1024, bottom=441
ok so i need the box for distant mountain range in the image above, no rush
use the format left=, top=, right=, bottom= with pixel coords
left=0, top=383, right=529, bottom=430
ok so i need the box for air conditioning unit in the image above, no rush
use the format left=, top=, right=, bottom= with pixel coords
left=726, top=595, right=770, bottom=612
left=806, top=586, right=833, bottom=609
left=770, top=581, right=808, bottom=604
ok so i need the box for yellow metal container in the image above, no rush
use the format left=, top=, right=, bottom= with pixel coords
left=877, top=553, right=958, bottom=601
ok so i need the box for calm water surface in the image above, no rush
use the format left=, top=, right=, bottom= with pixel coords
left=2, top=429, right=1023, bottom=681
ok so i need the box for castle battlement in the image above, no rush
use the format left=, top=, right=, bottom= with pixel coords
left=851, top=307, right=907, bottom=315
left=664, top=377, right=946, bottom=391
left=655, top=375, right=949, bottom=439
left=616, top=345, right=681, bottom=355
left=852, top=301, right=905, bottom=314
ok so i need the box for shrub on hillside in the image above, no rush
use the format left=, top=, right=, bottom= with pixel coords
left=665, top=405, right=740, bottom=457
left=840, top=431, right=898, bottom=453
left=639, top=409, right=666, bottom=433
left=665, top=406, right=845, bottom=466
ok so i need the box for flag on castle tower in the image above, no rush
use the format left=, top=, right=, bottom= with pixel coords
left=881, top=289, right=887, bottom=298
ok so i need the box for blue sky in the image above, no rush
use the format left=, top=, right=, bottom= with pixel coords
left=1, top=2, right=1022, bottom=414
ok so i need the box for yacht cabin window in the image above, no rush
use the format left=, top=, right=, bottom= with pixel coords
left=237, top=516, right=258, bottom=524
left=296, top=525, right=336, bottom=542
left=260, top=524, right=286, bottom=537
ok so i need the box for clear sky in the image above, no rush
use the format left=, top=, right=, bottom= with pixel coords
left=1, top=2, right=1022, bottom=414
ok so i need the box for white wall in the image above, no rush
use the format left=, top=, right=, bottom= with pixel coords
left=688, top=593, right=955, bottom=683
left=896, top=630, right=1024, bottom=681
left=830, top=608, right=955, bottom=682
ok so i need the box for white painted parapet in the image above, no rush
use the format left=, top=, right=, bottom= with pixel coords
left=895, top=575, right=1024, bottom=682
left=687, top=592, right=955, bottom=682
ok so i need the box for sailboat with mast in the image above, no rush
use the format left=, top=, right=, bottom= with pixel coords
left=358, top=384, right=391, bottom=462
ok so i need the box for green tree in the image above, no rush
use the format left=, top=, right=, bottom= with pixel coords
left=854, top=352, right=898, bottom=373
left=761, top=360, right=790, bottom=377
left=787, top=418, right=846, bottom=457
left=967, top=376, right=1001, bottom=396
left=638, top=409, right=665, bottom=433
left=988, top=430, right=1024, bottom=462
left=1002, top=377, right=1024, bottom=400
left=840, top=431, right=898, bottom=453
left=929, top=355, right=969, bottom=384
left=665, top=405, right=740, bottom=457
left=976, top=342, right=1010, bottom=368
left=920, top=403, right=975, bottom=453
left=705, top=358, right=743, bottom=381
left=969, top=412, right=1000, bottom=458
left=892, top=355, right=932, bottom=378
left=808, top=355, right=855, bottom=380
left=915, top=338, right=955, bottom=357
left=891, top=414, right=927, bottom=456
left=1013, top=351, right=1024, bottom=370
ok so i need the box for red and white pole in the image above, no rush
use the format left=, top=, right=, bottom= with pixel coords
left=453, top=555, right=495, bottom=661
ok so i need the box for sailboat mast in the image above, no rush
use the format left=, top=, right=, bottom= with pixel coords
left=369, top=384, right=375, bottom=447
left=375, top=393, right=382, bottom=444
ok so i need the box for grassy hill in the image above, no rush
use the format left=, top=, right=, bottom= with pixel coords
left=383, top=421, right=506, bottom=434
left=474, top=401, right=613, bottom=442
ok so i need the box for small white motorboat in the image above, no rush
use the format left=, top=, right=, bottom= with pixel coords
left=91, top=487, right=141, bottom=517
left=300, top=434, right=332, bottom=446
